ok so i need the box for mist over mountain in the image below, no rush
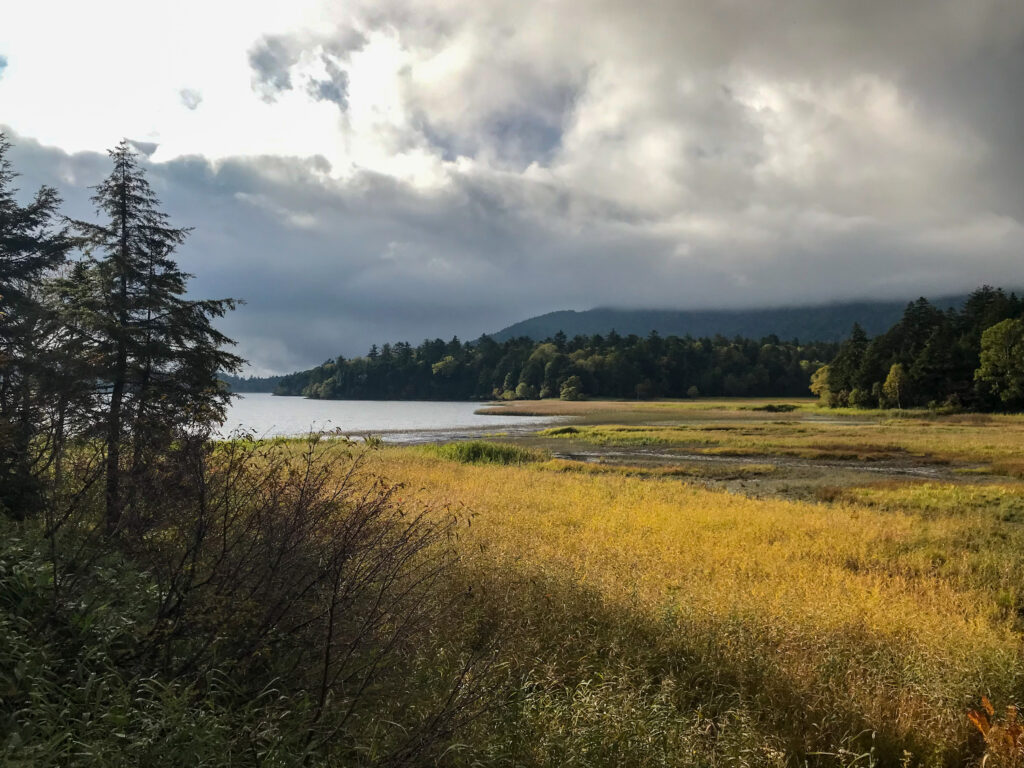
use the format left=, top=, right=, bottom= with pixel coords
left=488, top=296, right=972, bottom=344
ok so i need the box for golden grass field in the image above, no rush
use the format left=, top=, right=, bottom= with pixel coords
left=490, top=398, right=1024, bottom=475
left=360, top=400, right=1024, bottom=766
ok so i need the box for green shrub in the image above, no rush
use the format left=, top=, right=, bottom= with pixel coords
left=560, top=376, right=584, bottom=401
left=515, top=382, right=539, bottom=400
left=752, top=403, right=798, bottom=413
left=1, top=438, right=488, bottom=767
left=540, top=426, right=580, bottom=436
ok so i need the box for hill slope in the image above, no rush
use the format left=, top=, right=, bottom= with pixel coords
left=488, top=296, right=969, bottom=343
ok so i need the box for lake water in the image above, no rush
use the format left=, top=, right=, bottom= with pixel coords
left=218, top=393, right=558, bottom=443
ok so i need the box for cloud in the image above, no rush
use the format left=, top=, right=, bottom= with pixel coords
left=127, top=140, right=158, bottom=157
left=306, top=55, right=348, bottom=108
left=0, top=54, right=7, bottom=79
left=1, top=1, right=1023, bottom=373
left=179, top=88, right=203, bottom=110
left=248, top=35, right=298, bottom=101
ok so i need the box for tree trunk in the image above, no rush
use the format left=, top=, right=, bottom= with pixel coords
left=105, top=347, right=126, bottom=533
left=106, top=167, right=130, bottom=534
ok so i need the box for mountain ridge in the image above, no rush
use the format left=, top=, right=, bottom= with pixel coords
left=487, top=296, right=972, bottom=343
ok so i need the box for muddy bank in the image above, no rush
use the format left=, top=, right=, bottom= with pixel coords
left=506, top=435, right=1000, bottom=502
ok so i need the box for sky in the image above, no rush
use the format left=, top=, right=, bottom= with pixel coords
left=1, top=0, right=1022, bottom=374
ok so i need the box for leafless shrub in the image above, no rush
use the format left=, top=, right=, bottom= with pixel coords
left=118, top=433, right=492, bottom=764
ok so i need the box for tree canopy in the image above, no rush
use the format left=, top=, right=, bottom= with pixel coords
left=0, top=134, right=74, bottom=514
left=815, top=287, right=1024, bottom=410
left=1, top=135, right=242, bottom=528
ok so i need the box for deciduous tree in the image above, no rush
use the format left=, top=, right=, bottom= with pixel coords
left=976, top=318, right=1024, bottom=409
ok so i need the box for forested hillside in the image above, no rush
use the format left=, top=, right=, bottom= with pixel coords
left=271, top=288, right=1024, bottom=410
left=489, top=298, right=969, bottom=343
left=815, top=287, right=1024, bottom=410
left=273, top=332, right=839, bottom=400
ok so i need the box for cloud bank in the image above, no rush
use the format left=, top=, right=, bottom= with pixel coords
left=2, top=0, right=1022, bottom=373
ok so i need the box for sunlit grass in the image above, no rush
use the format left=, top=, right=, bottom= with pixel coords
left=539, top=415, right=1024, bottom=475
left=367, top=446, right=1024, bottom=764
left=538, top=457, right=777, bottom=480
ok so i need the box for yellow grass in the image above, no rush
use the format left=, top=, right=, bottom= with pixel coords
left=366, top=446, right=1024, bottom=764
left=538, top=414, right=1024, bottom=475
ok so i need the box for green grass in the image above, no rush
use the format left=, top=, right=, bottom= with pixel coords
left=0, top=520, right=282, bottom=767
left=425, top=440, right=547, bottom=465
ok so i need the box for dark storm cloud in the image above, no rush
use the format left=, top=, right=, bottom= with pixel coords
left=412, top=74, right=578, bottom=168
left=9, top=125, right=1020, bottom=376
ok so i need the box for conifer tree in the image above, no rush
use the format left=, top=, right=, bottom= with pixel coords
left=69, top=140, right=242, bottom=531
left=0, top=134, right=73, bottom=515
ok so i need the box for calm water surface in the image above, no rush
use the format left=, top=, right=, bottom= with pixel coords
left=219, top=393, right=557, bottom=443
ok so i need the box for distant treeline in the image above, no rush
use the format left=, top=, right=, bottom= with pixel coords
left=815, top=287, right=1024, bottom=410
left=220, top=373, right=283, bottom=392
left=273, top=332, right=839, bottom=401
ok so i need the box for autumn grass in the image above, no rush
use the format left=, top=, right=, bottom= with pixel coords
left=538, top=457, right=778, bottom=480
left=359, top=445, right=1024, bottom=766
left=538, top=414, right=1024, bottom=475
left=207, top=409, right=1024, bottom=764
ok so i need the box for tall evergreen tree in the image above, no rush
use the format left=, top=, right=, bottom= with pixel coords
left=0, top=134, right=74, bottom=515
left=827, top=322, right=869, bottom=403
left=69, top=140, right=242, bottom=531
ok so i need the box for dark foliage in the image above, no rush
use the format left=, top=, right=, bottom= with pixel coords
left=819, top=287, right=1024, bottom=410
left=2, top=437, right=493, bottom=766
left=0, top=135, right=496, bottom=766
left=274, top=333, right=838, bottom=401
left=220, top=372, right=284, bottom=392
left=0, top=134, right=75, bottom=515
left=63, top=140, right=243, bottom=530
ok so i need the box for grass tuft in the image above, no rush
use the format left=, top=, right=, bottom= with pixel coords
left=425, top=440, right=546, bottom=465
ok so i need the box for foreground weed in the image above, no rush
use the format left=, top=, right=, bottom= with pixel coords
left=969, top=697, right=1024, bottom=767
